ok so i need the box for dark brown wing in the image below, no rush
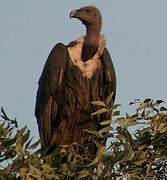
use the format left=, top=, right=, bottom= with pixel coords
left=35, top=43, right=68, bottom=147
left=102, top=47, right=116, bottom=103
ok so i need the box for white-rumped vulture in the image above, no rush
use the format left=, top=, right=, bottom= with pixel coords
left=35, top=6, right=116, bottom=150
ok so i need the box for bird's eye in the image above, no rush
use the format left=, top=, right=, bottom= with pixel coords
left=86, top=9, right=90, bottom=13
left=94, top=13, right=97, bottom=17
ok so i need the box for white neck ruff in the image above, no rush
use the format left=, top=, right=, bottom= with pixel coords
left=67, top=35, right=105, bottom=79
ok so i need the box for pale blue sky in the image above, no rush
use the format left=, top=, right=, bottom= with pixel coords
left=0, top=1, right=167, bottom=139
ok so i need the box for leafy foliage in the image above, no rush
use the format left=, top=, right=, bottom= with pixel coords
left=0, top=97, right=167, bottom=179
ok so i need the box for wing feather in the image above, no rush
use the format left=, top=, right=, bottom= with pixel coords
left=102, top=47, right=116, bottom=102
left=35, top=43, right=68, bottom=147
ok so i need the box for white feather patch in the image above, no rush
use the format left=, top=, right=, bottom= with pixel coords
left=67, top=35, right=105, bottom=79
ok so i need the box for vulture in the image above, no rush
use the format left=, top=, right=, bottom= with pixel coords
left=35, top=6, right=116, bottom=151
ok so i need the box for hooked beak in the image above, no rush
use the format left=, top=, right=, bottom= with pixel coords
left=70, top=9, right=78, bottom=18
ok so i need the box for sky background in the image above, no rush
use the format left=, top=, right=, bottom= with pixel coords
left=0, top=1, right=167, bottom=139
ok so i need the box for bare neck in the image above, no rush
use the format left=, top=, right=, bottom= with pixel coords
left=85, top=24, right=101, bottom=47
left=81, top=24, right=101, bottom=61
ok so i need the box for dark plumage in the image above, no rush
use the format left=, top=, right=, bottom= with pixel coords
left=35, top=6, right=116, bottom=150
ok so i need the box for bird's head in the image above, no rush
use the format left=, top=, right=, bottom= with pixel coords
left=70, top=6, right=102, bottom=28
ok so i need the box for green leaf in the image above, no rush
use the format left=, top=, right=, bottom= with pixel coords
left=28, top=139, right=41, bottom=149
left=1, top=107, right=18, bottom=128
left=124, top=116, right=139, bottom=128
left=29, top=164, right=42, bottom=179
left=86, top=155, right=99, bottom=167
left=15, top=135, right=24, bottom=157
left=19, top=167, right=27, bottom=178
left=12, top=159, right=24, bottom=171
left=98, top=145, right=106, bottom=157
left=144, top=98, right=152, bottom=103
left=129, top=99, right=140, bottom=105
left=156, top=100, right=164, bottom=105
left=137, top=102, right=149, bottom=111
left=42, top=164, right=56, bottom=174
left=160, top=107, right=167, bottom=111
left=1, top=107, right=10, bottom=121
left=83, top=129, right=104, bottom=138
left=98, top=126, right=112, bottom=134
left=112, top=104, right=121, bottom=110
left=2, top=138, right=16, bottom=147
left=78, top=169, right=90, bottom=179
left=115, top=144, right=134, bottom=163
left=45, top=174, right=60, bottom=179
left=113, top=110, right=120, bottom=116
left=18, top=126, right=27, bottom=135
left=91, top=101, right=106, bottom=107
left=91, top=108, right=108, bottom=116
left=22, top=129, right=30, bottom=145
left=9, top=118, right=18, bottom=128
left=115, top=117, right=125, bottom=126
left=106, top=133, right=114, bottom=138
left=105, top=92, right=114, bottom=105
left=25, top=137, right=34, bottom=149
left=157, top=123, right=167, bottom=133
left=28, top=154, right=41, bottom=168
left=100, top=120, right=112, bottom=126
